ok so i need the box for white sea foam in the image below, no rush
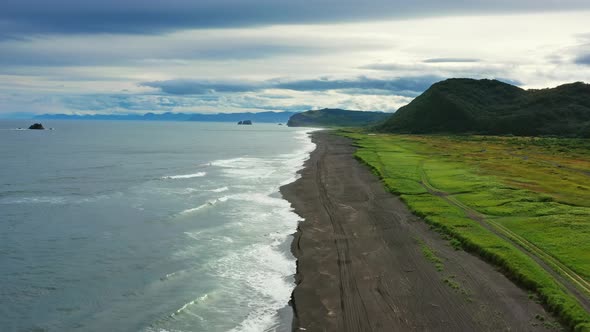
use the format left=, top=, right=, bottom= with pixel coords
left=207, top=128, right=316, bottom=188
left=179, top=204, right=209, bottom=215
left=161, top=186, right=228, bottom=196
left=0, top=196, right=69, bottom=204
left=157, top=128, right=317, bottom=332
left=0, top=194, right=109, bottom=205
left=228, top=192, right=286, bottom=207
left=209, top=186, right=229, bottom=193
left=279, top=175, right=300, bottom=187
left=210, top=157, right=276, bottom=179
left=223, top=129, right=316, bottom=332
left=178, top=196, right=229, bottom=215
left=162, top=172, right=206, bottom=180
left=144, top=328, right=188, bottom=332
left=171, top=299, right=197, bottom=317
left=181, top=188, right=199, bottom=194
left=213, top=241, right=297, bottom=332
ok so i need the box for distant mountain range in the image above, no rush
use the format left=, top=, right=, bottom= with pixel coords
left=33, top=109, right=393, bottom=128
left=24, top=79, right=590, bottom=137
left=34, top=111, right=297, bottom=123
left=377, top=79, right=590, bottom=137
left=287, top=108, right=391, bottom=127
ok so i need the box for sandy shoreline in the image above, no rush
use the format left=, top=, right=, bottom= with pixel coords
left=280, top=131, right=557, bottom=331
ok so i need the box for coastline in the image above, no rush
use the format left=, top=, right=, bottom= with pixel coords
left=280, top=131, right=558, bottom=331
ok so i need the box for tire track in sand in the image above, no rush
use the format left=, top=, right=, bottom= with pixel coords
left=418, top=160, right=590, bottom=310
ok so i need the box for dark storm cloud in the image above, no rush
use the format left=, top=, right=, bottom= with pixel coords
left=1, top=0, right=589, bottom=37
left=273, top=76, right=441, bottom=96
left=53, top=92, right=315, bottom=113
left=361, top=63, right=423, bottom=71
left=139, top=80, right=263, bottom=95
left=360, top=60, right=481, bottom=71
left=0, top=45, right=306, bottom=68
left=575, top=54, right=590, bottom=65
left=60, top=94, right=178, bottom=111
left=140, top=75, right=443, bottom=97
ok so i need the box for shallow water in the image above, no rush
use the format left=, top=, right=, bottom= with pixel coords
left=0, top=120, right=315, bottom=332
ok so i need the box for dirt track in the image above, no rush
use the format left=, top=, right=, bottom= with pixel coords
left=280, top=131, right=558, bottom=332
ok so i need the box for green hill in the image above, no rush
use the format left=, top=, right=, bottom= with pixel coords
left=377, top=79, right=590, bottom=137
left=287, top=108, right=391, bottom=127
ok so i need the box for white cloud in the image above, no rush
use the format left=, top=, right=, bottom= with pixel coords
left=0, top=11, right=589, bottom=115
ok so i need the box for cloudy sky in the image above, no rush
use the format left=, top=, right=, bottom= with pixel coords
left=0, top=0, right=589, bottom=116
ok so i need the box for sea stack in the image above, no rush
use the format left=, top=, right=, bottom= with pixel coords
left=28, top=123, right=45, bottom=130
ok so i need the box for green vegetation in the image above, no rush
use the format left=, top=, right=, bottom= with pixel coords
left=287, top=108, right=390, bottom=127
left=377, top=79, right=590, bottom=137
left=416, top=238, right=472, bottom=298
left=449, top=238, right=463, bottom=250
left=344, top=131, right=590, bottom=331
left=418, top=240, right=444, bottom=271
left=443, top=275, right=462, bottom=291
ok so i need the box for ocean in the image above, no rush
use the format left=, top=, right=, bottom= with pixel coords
left=0, top=120, right=315, bottom=332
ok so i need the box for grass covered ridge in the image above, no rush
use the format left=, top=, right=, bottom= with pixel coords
left=343, top=131, right=590, bottom=331
left=287, top=108, right=390, bottom=128
left=377, top=79, right=590, bottom=137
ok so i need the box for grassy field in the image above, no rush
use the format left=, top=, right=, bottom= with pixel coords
left=343, top=132, right=590, bottom=331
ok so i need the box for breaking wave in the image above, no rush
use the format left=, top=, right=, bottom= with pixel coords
left=178, top=196, right=229, bottom=215
left=162, top=172, right=206, bottom=180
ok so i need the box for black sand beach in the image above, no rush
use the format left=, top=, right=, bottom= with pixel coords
left=280, top=131, right=556, bottom=332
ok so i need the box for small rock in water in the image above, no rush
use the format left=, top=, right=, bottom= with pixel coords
left=28, top=123, right=45, bottom=130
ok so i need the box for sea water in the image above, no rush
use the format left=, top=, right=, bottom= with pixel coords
left=0, top=120, right=316, bottom=332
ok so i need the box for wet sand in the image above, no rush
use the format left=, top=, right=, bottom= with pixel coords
left=280, top=131, right=557, bottom=332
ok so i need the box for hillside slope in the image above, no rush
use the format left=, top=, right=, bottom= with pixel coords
left=377, top=79, right=590, bottom=137
left=287, top=108, right=390, bottom=127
